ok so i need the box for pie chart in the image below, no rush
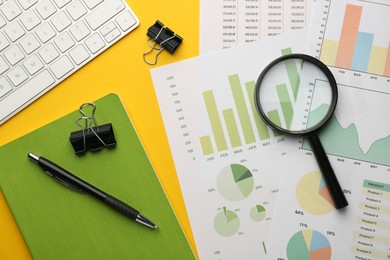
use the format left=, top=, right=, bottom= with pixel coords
left=217, top=164, right=254, bottom=201
left=250, top=205, right=266, bottom=222
left=287, top=229, right=332, bottom=260
left=214, top=207, right=240, bottom=237
left=296, top=171, right=334, bottom=215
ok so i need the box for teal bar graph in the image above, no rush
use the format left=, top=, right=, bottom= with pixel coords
left=352, top=32, right=374, bottom=72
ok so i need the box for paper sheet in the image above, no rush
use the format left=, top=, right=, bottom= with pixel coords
left=267, top=0, right=390, bottom=258
left=200, top=0, right=314, bottom=53
left=151, top=30, right=308, bottom=259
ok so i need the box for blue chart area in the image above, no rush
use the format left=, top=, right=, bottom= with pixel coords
left=303, top=104, right=390, bottom=166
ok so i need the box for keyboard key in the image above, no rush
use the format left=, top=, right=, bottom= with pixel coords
left=69, top=44, right=90, bottom=65
left=83, top=0, right=103, bottom=10
left=0, top=14, right=6, bottom=28
left=99, top=21, right=116, bottom=36
left=0, top=32, right=10, bottom=51
left=0, top=77, right=13, bottom=98
left=66, top=0, right=87, bottom=21
left=70, top=20, right=90, bottom=41
left=17, top=0, right=38, bottom=10
left=23, top=54, right=43, bottom=75
left=115, top=10, right=136, bottom=31
left=50, top=55, right=74, bottom=79
left=52, top=0, right=72, bottom=9
left=35, top=0, right=57, bottom=20
left=7, top=66, right=28, bottom=86
left=0, top=70, right=54, bottom=121
left=100, top=22, right=121, bottom=43
left=20, top=33, right=41, bottom=54
left=38, top=43, right=59, bottom=64
left=35, top=22, right=56, bottom=43
left=85, top=0, right=124, bottom=30
left=54, top=32, right=75, bottom=53
left=4, top=45, right=25, bottom=66
left=85, top=33, right=105, bottom=54
left=51, top=11, right=72, bottom=32
left=19, top=9, right=41, bottom=30
left=103, top=28, right=120, bottom=43
left=0, top=57, right=10, bottom=75
left=4, top=21, right=26, bottom=42
left=1, top=0, right=22, bottom=21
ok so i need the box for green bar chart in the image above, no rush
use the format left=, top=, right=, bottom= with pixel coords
left=199, top=47, right=300, bottom=155
left=276, top=83, right=294, bottom=129
left=228, top=75, right=256, bottom=144
left=200, top=74, right=273, bottom=155
left=202, top=90, right=228, bottom=152
left=223, top=109, right=242, bottom=148
left=245, top=81, right=270, bottom=140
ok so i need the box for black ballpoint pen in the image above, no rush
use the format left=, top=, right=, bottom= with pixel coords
left=28, top=153, right=158, bottom=229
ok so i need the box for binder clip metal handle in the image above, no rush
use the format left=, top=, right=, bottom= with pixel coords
left=79, top=102, right=99, bottom=131
left=69, top=103, right=116, bottom=155
left=143, top=20, right=183, bottom=65
left=76, top=116, right=107, bottom=152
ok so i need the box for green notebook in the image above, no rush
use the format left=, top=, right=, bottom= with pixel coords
left=0, top=94, right=195, bottom=259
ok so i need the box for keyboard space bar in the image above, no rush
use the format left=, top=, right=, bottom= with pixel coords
left=0, top=70, right=55, bottom=124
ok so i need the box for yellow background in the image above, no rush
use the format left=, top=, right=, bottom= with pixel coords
left=0, top=0, right=199, bottom=258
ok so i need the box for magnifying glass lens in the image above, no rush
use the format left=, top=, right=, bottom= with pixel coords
left=255, top=54, right=348, bottom=209
left=257, top=58, right=334, bottom=134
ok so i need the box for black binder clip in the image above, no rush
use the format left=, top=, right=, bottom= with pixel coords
left=143, top=20, right=183, bottom=65
left=69, top=103, right=116, bottom=155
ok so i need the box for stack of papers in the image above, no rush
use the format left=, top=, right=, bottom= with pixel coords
left=151, top=0, right=390, bottom=259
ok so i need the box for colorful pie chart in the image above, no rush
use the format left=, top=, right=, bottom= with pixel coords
left=217, top=164, right=254, bottom=201
left=287, top=229, right=332, bottom=260
left=214, top=207, right=240, bottom=237
left=296, top=171, right=334, bottom=215
left=250, top=205, right=266, bottom=222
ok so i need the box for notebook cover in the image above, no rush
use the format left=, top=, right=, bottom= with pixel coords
left=0, top=93, right=195, bottom=259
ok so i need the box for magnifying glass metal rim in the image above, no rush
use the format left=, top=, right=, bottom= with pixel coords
left=254, top=53, right=338, bottom=136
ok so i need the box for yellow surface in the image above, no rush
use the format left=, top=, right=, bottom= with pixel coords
left=0, top=0, right=199, bottom=259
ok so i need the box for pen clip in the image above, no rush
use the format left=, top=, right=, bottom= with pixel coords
left=45, top=171, right=85, bottom=193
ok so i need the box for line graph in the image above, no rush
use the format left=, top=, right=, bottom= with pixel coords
left=302, top=82, right=390, bottom=166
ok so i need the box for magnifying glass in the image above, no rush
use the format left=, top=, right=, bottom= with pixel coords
left=254, top=54, right=348, bottom=209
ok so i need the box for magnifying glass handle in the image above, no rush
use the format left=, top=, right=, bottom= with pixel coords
left=308, top=134, right=348, bottom=209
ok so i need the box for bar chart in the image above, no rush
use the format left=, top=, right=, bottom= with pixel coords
left=199, top=48, right=300, bottom=155
left=318, top=1, right=390, bottom=77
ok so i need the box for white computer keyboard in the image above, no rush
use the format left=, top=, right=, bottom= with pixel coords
left=0, top=0, right=139, bottom=125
